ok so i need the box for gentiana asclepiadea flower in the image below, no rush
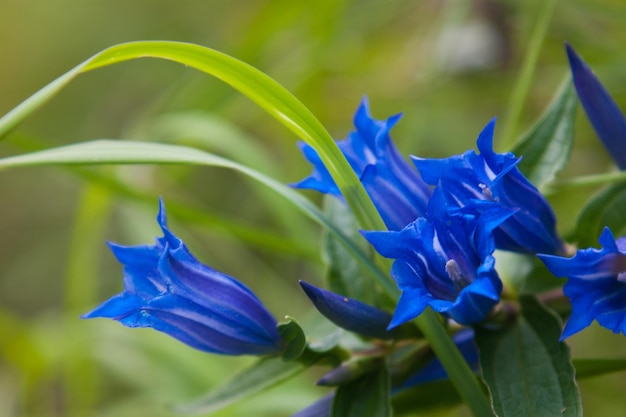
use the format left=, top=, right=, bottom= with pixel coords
left=293, top=98, right=431, bottom=231
left=362, top=187, right=514, bottom=327
left=539, top=227, right=626, bottom=339
left=82, top=198, right=283, bottom=356
left=413, top=118, right=565, bottom=255
left=566, top=43, right=626, bottom=170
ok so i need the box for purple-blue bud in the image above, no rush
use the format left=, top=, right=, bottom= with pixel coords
left=566, top=43, right=626, bottom=169
left=300, top=281, right=409, bottom=340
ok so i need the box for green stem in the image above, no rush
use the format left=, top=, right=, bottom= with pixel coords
left=547, top=170, right=626, bottom=192
left=415, top=309, right=494, bottom=417
left=499, top=0, right=559, bottom=150
left=63, top=184, right=112, bottom=417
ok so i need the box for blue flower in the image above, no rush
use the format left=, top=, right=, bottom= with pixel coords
left=538, top=227, right=626, bottom=339
left=566, top=43, right=626, bottom=169
left=362, top=188, right=514, bottom=326
left=412, top=119, right=564, bottom=255
left=82, top=199, right=283, bottom=356
left=293, top=98, right=432, bottom=230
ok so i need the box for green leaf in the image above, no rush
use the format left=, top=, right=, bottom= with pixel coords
left=574, top=182, right=626, bottom=247
left=476, top=296, right=582, bottom=417
left=392, top=380, right=462, bottom=415
left=331, top=364, right=391, bottom=417
left=0, top=40, right=386, bottom=244
left=415, top=309, right=495, bottom=417
left=322, top=196, right=379, bottom=306
left=499, top=0, right=558, bottom=149
left=0, top=139, right=394, bottom=296
left=174, top=356, right=305, bottom=414
left=574, top=358, right=626, bottom=379
left=139, top=111, right=314, bottom=242
left=497, top=251, right=562, bottom=295
left=511, top=77, right=577, bottom=189
left=278, top=317, right=307, bottom=361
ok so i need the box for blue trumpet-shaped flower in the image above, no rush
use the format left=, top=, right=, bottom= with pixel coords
left=293, top=98, right=431, bottom=230
left=362, top=188, right=514, bottom=326
left=413, top=119, right=564, bottom=255
left=82, top=199, right=283, bottom=356
left=539, top=227, right=626, bottom=339
left=566, top=43, right=626, bottom=169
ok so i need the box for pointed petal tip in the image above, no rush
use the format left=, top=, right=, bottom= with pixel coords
left=565, top=43, right=588, bottom=76
left=298, top=280, right=317, bottom=299
left=157, top=197, right=167, bottom=228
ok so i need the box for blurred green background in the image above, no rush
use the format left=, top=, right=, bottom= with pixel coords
left=1, top=0, right=626, bottom=416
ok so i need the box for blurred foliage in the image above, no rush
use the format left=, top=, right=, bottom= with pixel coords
left=1, top=0, right=626, bottom=416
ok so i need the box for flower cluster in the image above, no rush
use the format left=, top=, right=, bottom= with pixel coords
left=296, top=103, right=562, bottom=328
left=79, top=45, right=626, bottom=417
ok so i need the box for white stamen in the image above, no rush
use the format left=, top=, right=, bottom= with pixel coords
left=479, top=183, right=494, bottom=201
left=445, top=259, right=467, bottom=291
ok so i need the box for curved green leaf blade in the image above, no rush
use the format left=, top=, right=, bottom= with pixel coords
left=138, top=111, right=314, bottom=243
left=174, top=356, right=305, bottom=414
left=574, top=358, right=626, bottom=379
left=512, top=77, right=577, bottom=189
left=0, top=41, right=385, bottom=236
left=322, top=196, right=380, bottom=306
left=476, top=296, right=582, bottom=417
left=0, top=139, right=395, bottom=296
left=278, top=317, right=307, bottom=361
left=574, top=182, right=626, bottom=246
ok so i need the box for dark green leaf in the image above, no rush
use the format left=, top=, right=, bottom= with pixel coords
left=574, top=358, right=626, bottom=379
left=476, top=296, right=582, bottom=417
left=331, top=364, right=391, bottom=417
left=497, top=252, right=562, bottom=295
left=512, top=77, right=577, bottom=189
left=392, top=380, right=462, bottom=415
left=322, top=197, right=379, bottom=306
left=174, top=357, right=305, bottom=414
left=278, top=316, right=307, bottom=361
left=574, top=182, right=626, bottom=247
